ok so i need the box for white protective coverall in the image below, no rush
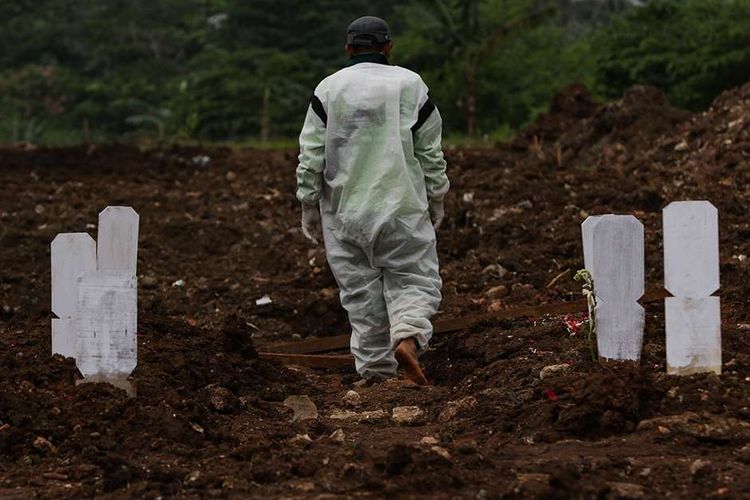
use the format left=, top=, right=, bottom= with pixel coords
left=296, top=54, right=449, bottom=379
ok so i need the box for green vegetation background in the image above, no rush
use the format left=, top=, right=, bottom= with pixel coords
left=1, top=0, right=749, bottom=145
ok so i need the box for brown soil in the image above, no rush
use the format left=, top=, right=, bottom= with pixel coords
left=2, top=82, right=750, bottom=498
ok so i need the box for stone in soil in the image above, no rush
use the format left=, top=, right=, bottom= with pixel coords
left=283, top=395, right=319, bottom=422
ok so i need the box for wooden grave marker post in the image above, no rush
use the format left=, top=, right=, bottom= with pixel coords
left=51, top=234, right=96, bottom=357
left=581, top=215, right=603, bottom=272
left=663, top=201, right=721, bottom=375
left=51, top=206, right=139, bottom=396
left=583, top=215, right=645, bottom=362
left=76, top=206, right=139, bottom=395
left=97, top=206, right=139, bottom=273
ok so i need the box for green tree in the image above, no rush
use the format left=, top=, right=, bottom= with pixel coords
left=592, top=0, right=750, bottom=110
left=397, top=0, right=557, bottom=136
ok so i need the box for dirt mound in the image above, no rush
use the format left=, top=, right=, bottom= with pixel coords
left=514, top=82, right=600, bottom=147
left=0, top=314, right=305, bottom=494
left=516, top=84, right=691, bottom=171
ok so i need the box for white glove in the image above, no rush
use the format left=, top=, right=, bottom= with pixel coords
left=429, top=198, right=445, bottom=231
left=301, top=203, right=322, bottom=245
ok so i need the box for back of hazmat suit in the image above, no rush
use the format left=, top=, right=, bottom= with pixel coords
left=296, top=52, right=449, bottom=379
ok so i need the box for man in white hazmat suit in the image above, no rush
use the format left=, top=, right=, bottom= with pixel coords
left=296, top=16, right=449, bottom=384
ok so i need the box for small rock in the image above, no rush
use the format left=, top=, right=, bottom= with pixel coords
left=185, top=470, right=201, bottom=483
left=438, top=396, right=478, bottom=423
left=517, top=200, right=533, bottom=209
left=141, top=275, right=158, bottom=289
left=289, top=434, right=313, bottom=445
left=690, top=458, right=712, bottom=476
left=328, top=409, right=387, bottom=423
left=392, top=406, right=425, bottom=426
left=207, top=385, right=238, bottom=413
left=329, top=428, right=345, bottom=443
left=674, top=140, right=689, bottom=152
left=539, top=363, right=571, bottom=380
left=420, top=436, right=439, bottom=445
left=283, top=395, right=319, bottom=422
left=607, top=482, right=645, bottom=499
left=225, top=171, right=237, bottom=182
left=34, top=204, right=45, bottom=215
left=481, top=264, right=508, bottom=278
left=33, top=436, right=57, bottom=455
left=343, top=390, right=361, bottom=407
left=430, top=446, right=451, bottom=460
left=486, top=301, right=504, bottom=313
left=637, top=412, right=750, bottom=442
left=171, top=279, right=186, bottom=288
left=484, top=285, right=508, bottom=300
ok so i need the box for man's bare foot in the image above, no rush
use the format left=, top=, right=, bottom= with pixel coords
left=394, top=338, right=429, bottom=385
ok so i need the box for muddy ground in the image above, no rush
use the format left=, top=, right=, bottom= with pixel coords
left=2, top=82, right=750, bottom=498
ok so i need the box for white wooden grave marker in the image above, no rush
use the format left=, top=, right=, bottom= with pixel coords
left=97, top=206, right=139, bottom=273
left=50, top=207, right=139, bottom=396
left=582, top=215, right=603, bottom=272
left=582, top=215, right=645, bottom=362
left=663, top=201, right=721, bottom=375
left=51, top=234, right=96, bottom=357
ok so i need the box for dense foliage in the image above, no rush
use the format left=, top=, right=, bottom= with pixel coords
left=0, top=0, right=748, bottom=143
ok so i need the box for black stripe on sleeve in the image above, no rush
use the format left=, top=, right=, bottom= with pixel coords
left=411, top=99, right=436, bottom=133
left=310, top=95, right=327, bottom=126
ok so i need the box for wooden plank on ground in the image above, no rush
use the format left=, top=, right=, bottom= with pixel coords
left=258, top=352, right=353, bottom=368
left=269, top=289, right=669, bottom=356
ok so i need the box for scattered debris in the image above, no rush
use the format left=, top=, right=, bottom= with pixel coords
left=343, top=390, right=361, bottom=406
left=607, top=482, right=645, bottom=499
left=689, top=459, right=712, bottom=477
left=171, top=279, right=186, bottom=288
left=637, top=412, right=750, bottom=442
left=283, top=395, right=319, bottom=422
left=438, top=396, right=478, bottom=423
left=328, top=409, right=388, bottom=423
left=141, top=275, right=158, bottom=288
left=191, top=155, right=211, bottom=167
left=206, top=385, right=238, bottom=413
left=430, top=446, right=452, bottom=461
left=484, top=285, right=508, bottom=300
left=391, top=406, right=425, bottom=426
left=255, top=295, right=273, bottom=306
left=289, top=434, right=313, bottom=445
left=32, top=436, right=57, bottom=456
left=420, top=436, right=439, bottom=446
left=329, top=428, right=346, bottom=443
left=539, top=363, right=571, bottom=380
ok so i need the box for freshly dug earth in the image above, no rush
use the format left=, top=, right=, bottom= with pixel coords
left=2, top=82, right=750, bottom=498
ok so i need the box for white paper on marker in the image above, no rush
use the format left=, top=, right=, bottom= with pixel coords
left=76, top=271, right=137, bottom=378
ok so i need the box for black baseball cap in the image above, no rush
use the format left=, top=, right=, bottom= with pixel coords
left=346, top=16, right=391, bottom=46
